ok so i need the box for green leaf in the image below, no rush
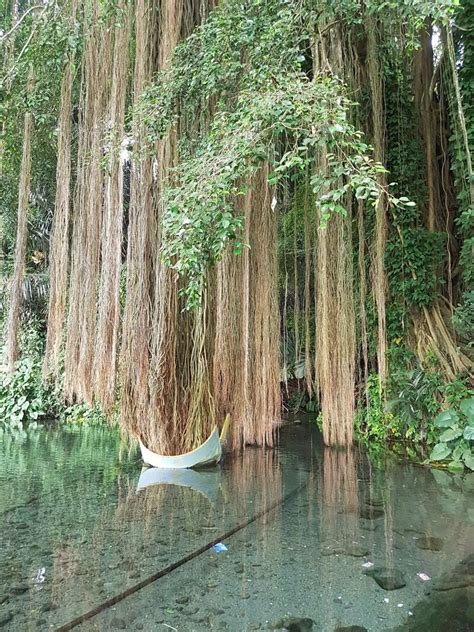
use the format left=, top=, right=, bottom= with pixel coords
left=447, top=460, right=465, bottom=473
left=452, top=443, right=465, bottom=462
left=463, top=451, right=474, bottom=471
left=430, top=443, right=452, bottom=461
left=434, top=409, right=459, bottom=428
left=439, top=426, right=463, bottom=442
left=460, top=398, right=474, bottom=424
left=463, top=426, right=474, bottom=441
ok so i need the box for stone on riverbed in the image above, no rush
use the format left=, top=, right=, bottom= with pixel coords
left=431, top=554, right=474, bottom=592
left=0, top=612, right=13, bottom=628
left=10, top=584, right=29, bottom=595
left=321, top=544, right=368, bottom=558
left=390, top=587, right=474, bottom=631
left=364, top=567, right=406, bottom=590
left=359, top=506, right=384, bottom=520
left=270, top=616, right=314, bottom=631
left=365, top=497, right=384, bottom=508
left=415, top=535, right=443, bottom=551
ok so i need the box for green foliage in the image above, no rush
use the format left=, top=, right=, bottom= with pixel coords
left=355, top=373, right=400, bottom=443
left=0, top=1, right=81, bottom=308
left=357, top=362, right=473, bottom=470
left=383, top=46, right=446, bottom=345
left=430, top=398, right=474, bottom=471
left=452, top=290, right=474, bottom=343
left=284, top=390, right=307, bottom=414
left=60, top=403, right=108, bottom=427
left=450, top=0, right=474, bottom=342
left=159, top=73, right=395, bottom=308
left=388, top=368, right=443, bottom=444
left=358, top=359, right=471, bottom=445
left=138, top=0, right=424, bottom=309
left=0, top=358, right=59, bottom=430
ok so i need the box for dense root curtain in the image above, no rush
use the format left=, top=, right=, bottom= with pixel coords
left=31, top=0, right=472, bottom=457
left=213, top=168, right=280, bottom=451
left=316, top=191, right=356, bottom=448
left=63, top=3, right=114, bottom=402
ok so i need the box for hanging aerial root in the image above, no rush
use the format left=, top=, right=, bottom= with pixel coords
left=413, top=304, right=472, bottom=380
left=43, top=0, right=78, bottom=381
left=120, top=0, right=158, bottom=436
left=366, top=20, right=388, bottom=387
left=5, top=71, right=33, bottom=372
left=93, top=0, right=132, bottom=412
left=316, top=204, right=356, bottom=447
left=212, top=167, right=280, bottom=450
left=63, top=5, right=114, bottom=402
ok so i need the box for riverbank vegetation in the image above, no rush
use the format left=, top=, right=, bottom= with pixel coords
left=0, top=0, right=472, bottom=468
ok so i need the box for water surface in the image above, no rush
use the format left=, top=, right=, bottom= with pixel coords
left=1, top=423, right=473, bottom=631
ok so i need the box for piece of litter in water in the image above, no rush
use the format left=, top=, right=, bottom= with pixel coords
left=383, top=598, right=389, bottom=603
left=35, top=568, right=46, bottom=584
left=212, top=543, right=228, bottom=553
left=417, top=572, right=430, bottom=581
left=397, top=603, right=404, bottom=608
left=362, top=561, right=374, bottom=568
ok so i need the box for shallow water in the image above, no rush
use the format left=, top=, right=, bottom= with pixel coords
left=1, top=423, right=473, bottom=631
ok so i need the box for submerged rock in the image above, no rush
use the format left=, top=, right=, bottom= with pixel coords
left=270, top=616, right=314, bottom=631
left=390, top=587, right=474, bottom=631
left=415, top=535, right=443, bottom=551
left=366, top=498, right=384, bottom=508
left=431, top=553, right=474, bottom=592
left=364, top=567, right=406, bottom=590
left=359, top=506, right=384, bottom=520
left=111, top=617, right=127, bottom=629
left=10, top=584, right=29, bottom=595
left=334, top=627, right=368, bottom=632
left=0, top=612, right=13, bottom=628
left=321, top=544, right=368, bottom=558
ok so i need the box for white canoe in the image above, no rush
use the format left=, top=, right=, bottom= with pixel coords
left=139, top=426, right=222, bottom=469
left=136, top=467, right=221, bottom=502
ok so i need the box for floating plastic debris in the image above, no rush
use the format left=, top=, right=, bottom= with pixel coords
left=384, top=598, right=389, bottom=603
left=417, top=572, right=431, bottom=581
left=397, top=603, right=404, bottom=608
left=362, top=561, right=374, bottom=568
left=35, top=568, right=46, bottom=584
left=212, top=542, right=228, bottom=553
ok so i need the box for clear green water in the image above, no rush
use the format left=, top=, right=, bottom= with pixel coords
left=1, top=423, right=473, bottom=631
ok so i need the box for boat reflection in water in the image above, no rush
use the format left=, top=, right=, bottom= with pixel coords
left=136, top=466, right=223, bottom=504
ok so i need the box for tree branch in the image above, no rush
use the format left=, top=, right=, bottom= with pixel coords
left=0, top=5, right=44, bottom=43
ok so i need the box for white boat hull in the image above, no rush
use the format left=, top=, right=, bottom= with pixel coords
left=139, top=426, right=222, bottom=469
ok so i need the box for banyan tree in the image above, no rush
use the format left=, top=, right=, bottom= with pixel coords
left=2, top=0, right=472, bottom=453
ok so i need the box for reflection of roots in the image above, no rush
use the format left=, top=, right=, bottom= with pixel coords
left=106, top=448, right=282, bottom=568
left=413, top=304, right=472, bottom=379
left=227, top=447, right=282, bottom=511
left=320, top=448, right=358, bottom=540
